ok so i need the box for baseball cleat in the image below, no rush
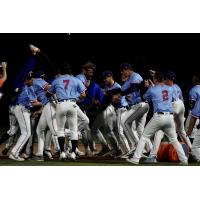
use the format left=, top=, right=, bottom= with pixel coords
left=32, top=155, right=44, bottom=161
left=85, top=148, right=96, bottom=157
left=59, top=152, right=67, bottom=161
left=143, top=155, right=157, bottom=163
left=120, top=147, right=136, bottom=159
left=44, top=150, right=53, bottom=160
left=141, top=153, right=148, bottom=159
left=9, top=153, right=25, bottom=161
left=126, top=157, right=139, bottom=165
left=21, top=153, right=31, bottom=159
left=70, top=152, right=76, bottom=161
left=179, top=161, right=188, bottom=166
left=75, top=148, right=85, bottom=156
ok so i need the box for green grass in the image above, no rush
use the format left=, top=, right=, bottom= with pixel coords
left=0, top=158, right=200, bottom=166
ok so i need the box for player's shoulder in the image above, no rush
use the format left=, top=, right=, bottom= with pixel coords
left=173, top=83, right=181, bottom=90
left=113, top=82, right=121, bottom=88
left=193, top=85, right=200, bottom=91
left=33, top=78, right=46, bottom=85
left=130, top=72, right=143, bottom=82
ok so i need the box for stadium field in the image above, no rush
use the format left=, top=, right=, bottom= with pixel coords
left=0, top=156, right=199, bottom=166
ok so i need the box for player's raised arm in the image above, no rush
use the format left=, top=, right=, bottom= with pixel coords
left=0, top=62, right=7, bottom=88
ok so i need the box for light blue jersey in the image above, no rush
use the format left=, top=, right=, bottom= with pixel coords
left=105, top=82, right=128, bottom=107
left=49, top=75, right=86, bottom=101
left=189, top=85, right=200, bottom=101
left=74, top=77, right=88, bottom=100
left=144, top=84, right=174, bottom=113
left=76, top=73, right=87, bottom=85
left=16, top=85, right=37, bottom=109
left=33, top=78, right=49, bottom=106
left=172, top=84, right=183, bottom=101
left=121, top=72, right=143, bottom=105
left=191, top=99, right=200, bottom=119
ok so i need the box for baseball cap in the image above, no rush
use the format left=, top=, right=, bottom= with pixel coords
left=120, top=63, right=133, bottom=70
left=164, top=70, right=176, bottom=80
left=102, top=70, right=113, bottom=79
left=34, top=71, right=46, bottom=78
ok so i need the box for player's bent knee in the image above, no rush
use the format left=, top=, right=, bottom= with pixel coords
left=168, top=137, right=178, bottom=144
left=140, top=135, right=150, bottom=143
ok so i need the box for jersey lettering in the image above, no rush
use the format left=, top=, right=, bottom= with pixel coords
left=63, top=80, right=69, bottom=89
left=162, top=90, right=169, bottom=101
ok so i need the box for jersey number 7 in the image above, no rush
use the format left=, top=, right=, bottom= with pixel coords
left=63, top=80, right=70, bottom=89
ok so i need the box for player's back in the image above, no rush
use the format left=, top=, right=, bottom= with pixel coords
left=33, top=78, right=49, bottom=105
left=145, top=84, right=173, bottom=113
left=17, top=85, right=37, bottom=108
left=122, top=72, right=143, bottom=105
left=52, top=75, right=84, bottom=100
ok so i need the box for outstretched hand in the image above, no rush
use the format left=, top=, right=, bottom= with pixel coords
left=29, top=44, right=40, bottom=55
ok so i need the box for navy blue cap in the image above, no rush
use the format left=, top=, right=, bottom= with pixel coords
left=34, top=71, right=46, bottom=78
left=164, top=70, right=176, bottom=80
left=102, top=70, right=113, bottom=78
left=120, top=63, right=133, bottom=70
left=23, top=71, right=33, bottom=81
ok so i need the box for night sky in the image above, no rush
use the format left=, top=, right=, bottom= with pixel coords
left=0, top=33, right=199, bottom=126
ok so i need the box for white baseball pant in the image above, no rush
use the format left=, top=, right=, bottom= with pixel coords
left=11, top=105, right=32, bottom=157
left=149, top=100, right=192, bottom=157
left=36, top=102, right=58, bottom=156
left=56, top=101, right=78, bottom=140
left=121, top=102, right=152, bottom=151
left=191, top=128, right=200, bottom=160
left=116, top=107, right=131, bottom=152
left=7, top=105, right=19, bottom=136
left=173, top=99, right=192, bottom=148
left=91, top=104, right=120, bottom=151
left=133, top=113, right=188, bottom=164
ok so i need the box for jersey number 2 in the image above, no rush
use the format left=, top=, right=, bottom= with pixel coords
left=162, top=90, right=169, bottom=101
left=63, top=80, right=69, bottom=89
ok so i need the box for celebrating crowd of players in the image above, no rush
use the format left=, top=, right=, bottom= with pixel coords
left=0, top=45, right=200, bottom=165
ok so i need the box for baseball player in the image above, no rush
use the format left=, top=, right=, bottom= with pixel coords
left=187, top=99, right=200, bottom=161
left=25, top=71, right=55, bottom=161
left=0, top=62, right=7, bottom=99
left=186, top=73, right=200, bottom=161
left=9, top=73, right=42, bottom=161
left=77, top=62, right=105, bottom=155
left=48, top=63, right=86, bottom=161
left=76, top=63, right=88, bottom=86
left=127, top=72, right=188, bottom=165
left=0, top=45, right=41, bottom=146
left=145, top=70, right=192, bottom=163
left=102, top=70, right=131, bottom=154
left=185, top=74, right=200, bottom=142
left=120, top=63, right=152, bottom=155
